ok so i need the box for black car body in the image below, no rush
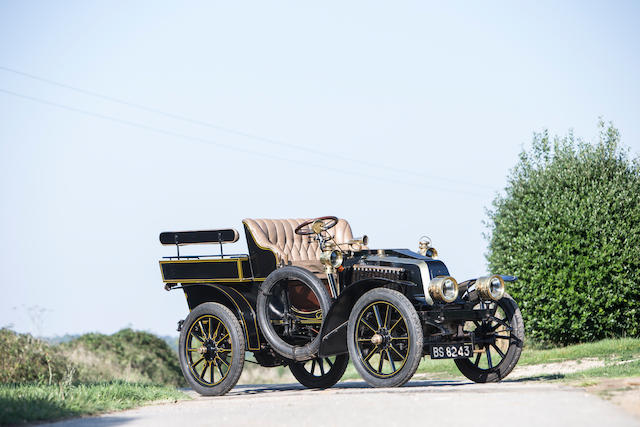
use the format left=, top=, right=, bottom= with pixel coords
left=159, top=217, right=524, bottom=395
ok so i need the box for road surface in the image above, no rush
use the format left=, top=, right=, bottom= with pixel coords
left=44, top=380, right=640, bottom=427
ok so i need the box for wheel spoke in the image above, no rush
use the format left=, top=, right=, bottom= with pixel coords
left=489, top=317, right=512, bottom=331
left=217, top=355, right=230, bottom=368
left=197, top=320, right=207, bottom=340
left=310, top=359, right=316, bottom=375
left=216, top=333, right=229, bottom=345
left=207, top=318, right=212, bottom=339
left=378, top=349, right=385, bottom=373
left=213, top=319, right=221, bottom=340
left=384, top=305, right=390, bottom=329
left=215, top=358, right=225, bottom=378
left=191, top=356, right=205, bottom=368
left=389, top=317, right=403, bottom=333
left=486, top=346, right=493, bottom=368
left=488, top=302, right=498, bottom=315
left=473, top=352, right=481, bottom=366
left=389, top=344, right=405, bottom=360
left=491, top=343, right=506, bottom=358
left=386, top=349, right=396, bottom=372
left=200, top=360, right=209, bottom=381
left=360, top=318, right=377, bottom=333
left=326, top=357, right=334, bottom=369
left=391, top=336, right=408, bottom=340
left=494, top=334, right=512, bottom=340
left=319, top=358, right=325, bottom=376
left=372, top=304, right=383, bottom=329
left=363, top=346, right=379, bottom=362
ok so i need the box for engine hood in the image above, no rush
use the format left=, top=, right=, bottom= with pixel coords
left=359, top=250, right=450, bottom=305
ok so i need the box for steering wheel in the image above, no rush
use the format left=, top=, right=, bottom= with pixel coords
left=295, top=216, right=339, bottom=235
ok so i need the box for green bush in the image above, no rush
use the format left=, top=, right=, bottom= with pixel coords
left=63, top=329, right=184, bottom=386
left=486, top=121, right=640, bottom=344
left=0, top=329, right=184, bottom=387
left=0, top=329, right=72, bottom=384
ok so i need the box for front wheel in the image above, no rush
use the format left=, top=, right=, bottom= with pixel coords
left=178, top=302, right=245, bottom=396
left=454, top=293, right=524, bottom=383
left=347, top=288, right=423, bottom=388
left=289, top=354, right=349, bottom=389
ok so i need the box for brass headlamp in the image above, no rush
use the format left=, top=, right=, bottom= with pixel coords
left=428, top=276, right=459, bottom=303
left=320, top=249, right=343, bottom=269
left=476, top=275, right=505, bottom=301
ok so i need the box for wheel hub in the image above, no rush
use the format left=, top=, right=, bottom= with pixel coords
left=370, top=333, right=383, bottom=346
left=199, top=340, right=219, bottom=360
left=371, top=328, right=391, bottom=349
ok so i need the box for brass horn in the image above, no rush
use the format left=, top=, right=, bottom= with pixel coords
left=347, top=235, right=368, bottom=251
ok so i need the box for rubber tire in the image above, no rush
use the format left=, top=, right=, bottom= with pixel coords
left=289, top=354, right=349, bottom=389
left=454, top=293, right=524, bottom=383
left=178, top=302, right=245, bottom=396
left=347, top=288, right=423, bottom=388
left=257, top=266, right=332, bottom=361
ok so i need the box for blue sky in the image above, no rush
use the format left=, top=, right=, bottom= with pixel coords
left=1, top=1, right=639, bottom=337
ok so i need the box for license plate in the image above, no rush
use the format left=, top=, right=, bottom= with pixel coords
left=430, top=343, right=474, bottom=359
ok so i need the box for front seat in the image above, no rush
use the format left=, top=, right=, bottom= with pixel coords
left=242, top=218, right=357, bottom=277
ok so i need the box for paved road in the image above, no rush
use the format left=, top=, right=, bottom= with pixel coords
left=44, top=380, right=640, bottom=427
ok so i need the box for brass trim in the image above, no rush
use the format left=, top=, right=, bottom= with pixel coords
left=159, top=257, right=263, bottom=284
left=224, top=286, right=261, bottom=350
left=209, top=285, right=253, bottom=349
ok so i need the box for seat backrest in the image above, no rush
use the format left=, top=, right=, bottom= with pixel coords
left=242, top=218, right=354, bottom=264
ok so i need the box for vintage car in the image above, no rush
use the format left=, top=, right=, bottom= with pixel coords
left=158, top=216, right=524, bottom=395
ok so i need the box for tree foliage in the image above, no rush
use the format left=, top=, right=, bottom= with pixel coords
left=486, top=121, right=640, bottom=344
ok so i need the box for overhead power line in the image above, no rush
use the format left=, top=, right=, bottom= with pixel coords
left=0, top=65, right=495, bottom=191
left=0, top=87, right=489, bottom=198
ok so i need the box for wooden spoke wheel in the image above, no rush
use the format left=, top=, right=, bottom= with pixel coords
left=289, top=354, right=349, bottom=389
left=179, top=302, right=244, bottom=396
left=454, top=293, right=524, bottom=383
left=347, top=288, right=422, bottom=388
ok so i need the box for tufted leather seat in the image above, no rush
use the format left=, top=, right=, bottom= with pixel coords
left=242, top=218, right=356, bottom=272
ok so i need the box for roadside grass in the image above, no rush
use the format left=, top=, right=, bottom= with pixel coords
left=518, top=338, right=640, bottom=365
left=0, top=329, right=188, bottom=425
left=0, top=382, right=188, bottom=425
left=563, top=360, right=640, bottom=380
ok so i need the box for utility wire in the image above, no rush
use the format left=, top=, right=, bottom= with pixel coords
left=0, top=65, right=494, bottom=191
left=0, top=87, right=489, bottom=198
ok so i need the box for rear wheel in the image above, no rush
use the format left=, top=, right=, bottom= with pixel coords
left=178, top=302, right=245, bottom=396
left=289, top=354, right=349, bottom=389
left=454, top=293, right=524, bottom=382
left=347, top=288, right=423, bottom=388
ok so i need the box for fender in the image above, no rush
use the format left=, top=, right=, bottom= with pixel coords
left=182, top=283, right=261, bottom=350
left=318, top=278, right=416, bottom=357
